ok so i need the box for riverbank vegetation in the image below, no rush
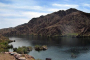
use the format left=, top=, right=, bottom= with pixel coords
left=34, top=45, right=47, bottom=51
left=13, top=45, right=47, bottom=54
left=13, top=46, right=32, bottom=54
left=0, top=35, right=13, bottom=52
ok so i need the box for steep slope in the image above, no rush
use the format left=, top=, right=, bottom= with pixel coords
left=0, top=8, right=90, bottom=36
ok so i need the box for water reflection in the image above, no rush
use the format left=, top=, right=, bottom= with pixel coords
left=9, top=35, right=90, bottom=60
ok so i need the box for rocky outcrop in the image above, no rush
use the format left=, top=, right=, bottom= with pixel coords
left=5, top=52, right=35, bottom=60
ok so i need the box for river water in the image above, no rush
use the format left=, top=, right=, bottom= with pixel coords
left=9, top=35, right=90, bottom=60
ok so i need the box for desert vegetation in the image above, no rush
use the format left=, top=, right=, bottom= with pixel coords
left=13, top=46, right=32, bottom=54
left=13, top=45, right=47, bottom=54
left=34, top=45, right=47, bottom=51
left=0, top=35, right=13, bottom=52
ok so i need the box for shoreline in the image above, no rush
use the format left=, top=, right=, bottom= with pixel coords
left=0, top=52, right=35, bottom=60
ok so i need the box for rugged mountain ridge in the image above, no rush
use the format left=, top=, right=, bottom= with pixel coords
left=0, top=8, right=90, bottom=36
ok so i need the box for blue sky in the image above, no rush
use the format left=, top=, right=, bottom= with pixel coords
left=0, top=0, right=90, bottom=29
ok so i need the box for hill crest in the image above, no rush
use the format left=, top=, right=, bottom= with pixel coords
left=0, top=8, right=90, bottom=36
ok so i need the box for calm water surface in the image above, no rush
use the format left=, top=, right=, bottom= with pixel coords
left=9, top=36, right=90, bottom=60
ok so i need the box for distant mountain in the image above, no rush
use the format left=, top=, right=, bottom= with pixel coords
left=0, top=8, right=90, bottom=36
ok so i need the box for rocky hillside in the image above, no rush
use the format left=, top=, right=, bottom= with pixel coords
left=0, top=8, right=90, bottom=36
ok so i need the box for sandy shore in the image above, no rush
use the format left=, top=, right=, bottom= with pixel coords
left=0, top=53, right=15, bottom=60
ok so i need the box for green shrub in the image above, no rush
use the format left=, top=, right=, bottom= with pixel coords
left=13, top=46, right=32, bottom=54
